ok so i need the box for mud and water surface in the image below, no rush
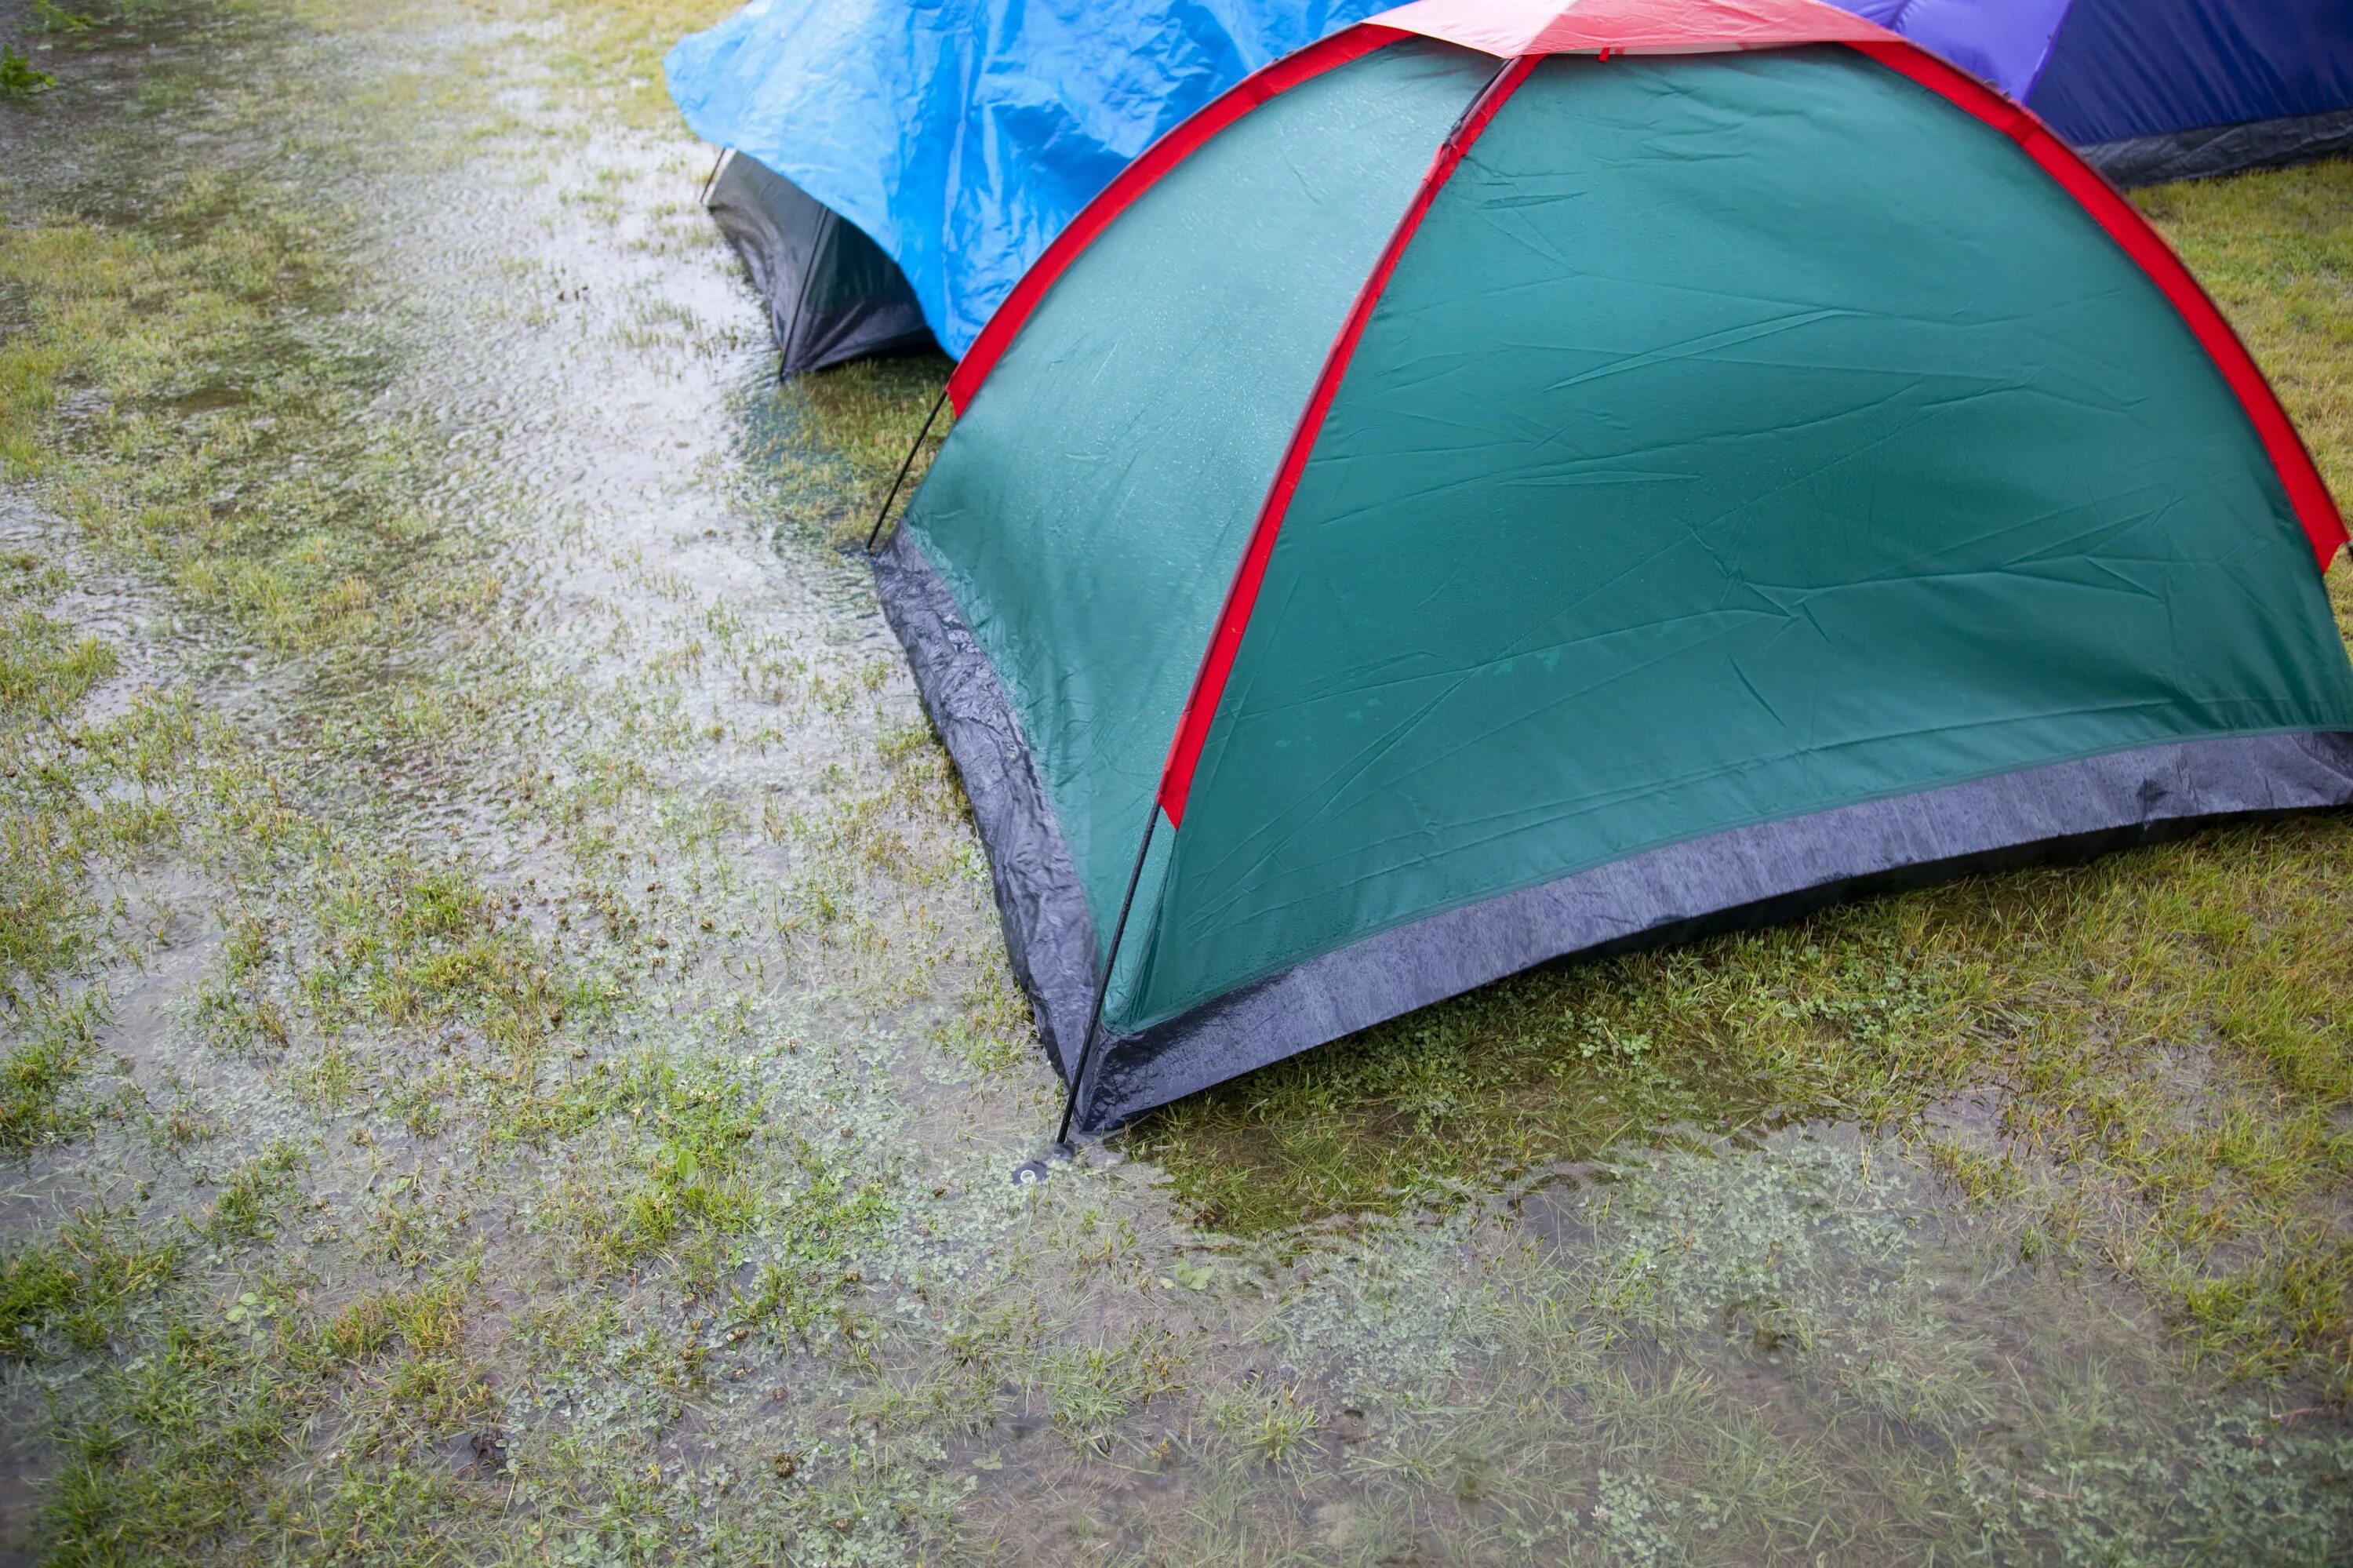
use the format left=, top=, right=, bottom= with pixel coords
left=2, top=2, right=2351, bottom=1562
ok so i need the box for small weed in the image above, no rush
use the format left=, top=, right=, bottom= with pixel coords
left=1038, top=1326, right=1184, bottom=1450
left=0, top=45, right=54, bottom=97
left=193, top=1141, right=305, bottom=1247
left=1208, top=1379, right=1319, bottom=1466
left=34, top=2, right=96, bottom=32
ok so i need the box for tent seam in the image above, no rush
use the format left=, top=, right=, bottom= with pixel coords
left=1154, top=50, right=1541, bottom=829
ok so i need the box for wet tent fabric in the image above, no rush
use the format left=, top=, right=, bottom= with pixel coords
left=904, top=38, right=1498, bottom=974
left=663, top=0, right=1390, bottom=358
left=1137, top=44, right=2350, bottom=1027
left=875, top=0, right=2353, bottom=1133
left=1839, top=0, right=2353, bottom=183
left=702, top=151, right=933, bottom=374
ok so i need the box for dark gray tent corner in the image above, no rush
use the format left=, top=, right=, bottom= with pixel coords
left=871, top=529, right=1100, bottom=1083
left=704, top=151, right=936, bottom=374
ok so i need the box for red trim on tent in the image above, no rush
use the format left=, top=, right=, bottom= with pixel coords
left=1854, top=40, right=2348, bottom=573
left=946, top=24, right=1406, bottom=414
left=1371, top=0, right=1891, bottom=57
left=947, top=0, right=1901, bottom=417
left=1156, top=54, right=1541, bottom=828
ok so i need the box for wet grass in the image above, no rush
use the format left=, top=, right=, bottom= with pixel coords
left=2, top=0, right=2351, bottom=1559
left=1137, top=822, right=2353, bottom=1392
left=2, top=179, right=480, bottom=663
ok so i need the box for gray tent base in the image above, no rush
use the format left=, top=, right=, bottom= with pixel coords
left=875, top=531, right=2353, bottom=1137
left=2084, top=108, right=2353, bottom=187
left=706, top=151, right=935, bottom=375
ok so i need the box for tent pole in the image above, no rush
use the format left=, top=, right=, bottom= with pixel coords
left=864, top=384, right=948, bottom=553
left=1052, top=810, right=1160, bottom=1150
left=699, top=149, right=726, bottom=207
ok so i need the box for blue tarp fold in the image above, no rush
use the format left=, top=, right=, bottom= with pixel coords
left=664, top=0, right=1384, bottom=358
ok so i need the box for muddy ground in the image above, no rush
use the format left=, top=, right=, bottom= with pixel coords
left=3, top=1, right=2353, bottom=1563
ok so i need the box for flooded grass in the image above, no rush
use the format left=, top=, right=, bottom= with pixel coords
left=1, top=0, right=2351, bottom=1560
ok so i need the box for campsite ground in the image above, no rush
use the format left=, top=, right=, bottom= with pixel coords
left=2, top=0, right=2351, bottom=1562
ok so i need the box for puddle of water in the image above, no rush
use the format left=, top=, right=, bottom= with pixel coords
left=1, top=1, right=2349, bottom=1563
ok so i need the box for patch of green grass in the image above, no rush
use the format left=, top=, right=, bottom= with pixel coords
left=1, top=1210, right=179, bottom=1357
left=311, top=1274, right=467, bottom=1368
left=0, top=608, right=117, bottom=722
left=0, top=558, right=153, bottom=1017
left=0, top=990, right=106, bottom=1149
left=1, top=169, right=468, bottom=664
left=34, top=2, right=99, bottom=34
left=0, top=804, right=105, bottom=1010
left=0, top=44, right=56, bottom=97
left=192, top=1140, right=305, bottom=1247
left=296, top=858, right=565, bottom=1056
left=552, top=1050, right=770, bottom=1275
left=42, top=1315, right=304, bottom=1559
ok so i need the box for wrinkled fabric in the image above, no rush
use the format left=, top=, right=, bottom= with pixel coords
left=1840, top=0, right=2353, bottom=164
left=704, top=152, right=933, bottom=373
left=872, top=530, right=1098, bottom=1077
left=664, top=0, right=1387, bottom=357
left=1115, top=48, right=2353, bottom=1030
left=2083, top=108, right=2353, bottom=187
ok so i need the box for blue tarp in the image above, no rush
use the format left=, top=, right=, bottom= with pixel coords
left=667, top=0, right=2353, bottom=364
left=1843, top=0, right=2353, bottom=146
left=664, top=0, right=1387, bottom=359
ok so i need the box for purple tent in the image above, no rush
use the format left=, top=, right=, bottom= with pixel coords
left=1842, top=0, right=2353, bottom=183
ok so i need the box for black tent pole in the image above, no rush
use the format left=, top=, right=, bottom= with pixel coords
left=1051, top=810, right=1159, bottom=1151
left=864, top=384, right=948, bottom=554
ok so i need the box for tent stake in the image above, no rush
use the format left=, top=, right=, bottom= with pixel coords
left=1050, top=810, right=1161, bottom=1152
left=865, top=384, right=949, bottom=553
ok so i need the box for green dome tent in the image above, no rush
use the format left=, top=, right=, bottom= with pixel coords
left=872, top=0, right=2353, bottom=1138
